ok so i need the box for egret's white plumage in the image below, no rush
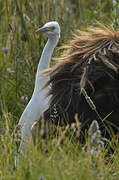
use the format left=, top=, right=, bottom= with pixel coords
left=17, top=21, right=60, bottom=153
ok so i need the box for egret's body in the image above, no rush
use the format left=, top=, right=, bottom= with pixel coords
left=17, top=21, right=60, bottom=153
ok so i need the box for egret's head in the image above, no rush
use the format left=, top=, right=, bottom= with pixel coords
left=35, top=21, right=60, bottom=39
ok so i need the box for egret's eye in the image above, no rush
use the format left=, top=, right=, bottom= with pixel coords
left=49, top=27, right=55, bottom=31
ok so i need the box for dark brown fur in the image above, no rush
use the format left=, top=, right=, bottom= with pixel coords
left=34, top=24, right=119, bottom=140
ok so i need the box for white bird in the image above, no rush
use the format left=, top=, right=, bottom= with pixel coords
left=17, top=21, right=60, bottom=153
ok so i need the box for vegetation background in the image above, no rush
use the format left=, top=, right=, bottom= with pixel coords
left=0, top=0, right=119, bottom=179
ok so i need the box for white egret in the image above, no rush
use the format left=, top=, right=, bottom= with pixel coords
left=17, top=21, right=60, bottom=153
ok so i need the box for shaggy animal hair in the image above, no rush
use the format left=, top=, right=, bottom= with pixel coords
left=34, top=24, right=119, bottom=140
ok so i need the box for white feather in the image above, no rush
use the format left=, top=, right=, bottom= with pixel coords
left=17, top=21, right=60, bottom=153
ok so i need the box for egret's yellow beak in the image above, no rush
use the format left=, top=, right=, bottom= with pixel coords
left=35, top=27, right=49, bottom=39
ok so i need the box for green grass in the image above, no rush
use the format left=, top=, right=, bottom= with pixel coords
left=0, top=0, right=119, bottom=179
left=1, top=128, right=119, bottom=180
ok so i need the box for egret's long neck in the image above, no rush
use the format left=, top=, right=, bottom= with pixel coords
left=33, top=35, right=59, bottom=94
